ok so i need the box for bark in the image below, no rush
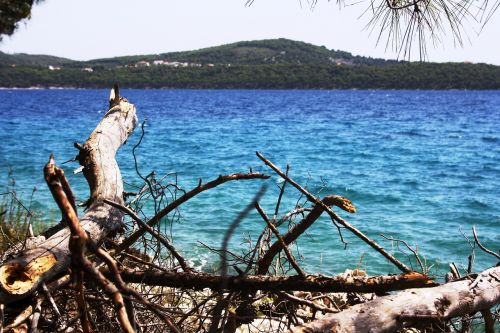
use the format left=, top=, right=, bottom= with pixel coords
left=0, top=91, right=137, bottom=303
left=288, top=265, right=500, bottom=333
left=256, top=151, right=412, bottom=274
left=113, top=268, right=436, bottom=293
left=115, top=172, right=270, bottom=253
left=257, top=195, right=354, bottom=275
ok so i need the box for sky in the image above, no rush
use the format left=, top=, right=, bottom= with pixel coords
left=1, top=0, right=499, bottom=64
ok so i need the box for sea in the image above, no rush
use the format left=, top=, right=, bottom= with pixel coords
left=0, top=89, right=498, bottom=277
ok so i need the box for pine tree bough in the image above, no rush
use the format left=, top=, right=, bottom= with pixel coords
left=0, top=91, right=137, bottom=303
left=288, top=265, right=500, bottom=333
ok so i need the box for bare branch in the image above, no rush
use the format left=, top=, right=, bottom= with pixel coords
left=256, top=151, right=412, bottom=273
left=255, top=203, right=307, bottom=278
left=472, top=225, right=500, bottom=260
left=116, top=172, right=270, bottom=253
left=114, top=268, right=437, bottom=293
left=104, top=199, right=191, bottom=272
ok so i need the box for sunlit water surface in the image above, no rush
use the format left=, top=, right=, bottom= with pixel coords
left=0, top=89, right=498, bottom=276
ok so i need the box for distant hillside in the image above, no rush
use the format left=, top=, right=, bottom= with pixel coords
left=0, top=51, right=73, bottom=67
left=0, top=38, right=400, bottom=68
left=1, top=39, right=499, bottom=89
left=139, top=39, right=400, bottom=66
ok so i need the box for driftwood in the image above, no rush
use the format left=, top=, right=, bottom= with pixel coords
left=112, top=268, right=437, bottom=293
left=0, top=86, right=137, bottom=303
left=0, top=86, right=498, bottom=332
left=289, top=265, right=500, bottom=332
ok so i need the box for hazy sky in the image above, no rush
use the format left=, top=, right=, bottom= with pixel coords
left=1, top=0, right=499, bottom=64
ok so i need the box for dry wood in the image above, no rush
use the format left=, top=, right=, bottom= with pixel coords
left=113, top=268, right=436, bottom=293
left=289, top=265, right=500, bottom=333
left=0, top=87, right=137, bottom=303
left=44, top=155, right=93, bottom=333
left=0, top=304, right=3, bottom=333
left=473, top=225, right=500, bottom=260
left=0, top=87, right=497, bottom=332
left=256, top=151, right=412, bottom=274
left=257, top=195, right=355, bottom=275
left=28, top=297, right=42, bottom=333
left=93, top=245, right=181, bottom=333
left=277, top=291, right=339, bottom=314
left=116, top=172, right=270, bottom=253
left=255, top=203, right=306, bottom=278
left=104, top=199, right=191, bottom=272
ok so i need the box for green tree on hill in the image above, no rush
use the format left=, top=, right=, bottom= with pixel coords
left=0, top=0, right=43, bottom=38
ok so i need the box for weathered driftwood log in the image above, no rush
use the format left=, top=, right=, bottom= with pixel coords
left=289, top=265, right=500, bottom=333
left=112, top=268, right=437, bottom=293
left=0, top=87, right=137, bottom=303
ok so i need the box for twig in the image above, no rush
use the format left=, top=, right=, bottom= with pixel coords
left=472, top=225, right=500, bottom=260
left=459, top=226, right=476, bottom=274
left=44, top=155, right=134, bottom=333
left=277, top=291, right=338, bottom=314
left=104, top=199, right=191, bottom=272
left=4, top=302, right=36, bottom=330
left=0, top=304, right=3, bottom=333
left=450, top=262, right=461, bottom=280
left=28, top=297, right=42, bottom=333
left=255, top=203, right=307, bottom=278
left=41, top=282, right=61, bottom=320
left=256, top=151, right=412, bottom=274
left=92, top=245, right=182, bottom=333
left=54, top=167, right=78, bottom=218
left=257, top=195, right=355, bottom=275
left=119, top=251, right=169, bottom=272
left=330, top=217, right=349, bottom=249
left=279, top=207, right=313, bottom=226
left=380, top=234, right=425, bottom=273
left=43, top=155, right=94, bottom=333
left=116, top=172, right=270, bottom=254
left=208, top=294, right=232, bottom=333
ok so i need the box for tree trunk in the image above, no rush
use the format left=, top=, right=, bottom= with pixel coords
left=0, top=91, right=137, bottom=303
left=288, top=265, right=500, bottom=333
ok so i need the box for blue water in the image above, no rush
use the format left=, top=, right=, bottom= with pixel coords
left=0, top=89, right=498, bottom=276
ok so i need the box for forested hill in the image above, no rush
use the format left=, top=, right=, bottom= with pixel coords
left=0, top=51, right=73, bottom=67
left=0, top=39, right=397, bottom=67
left=1, top=38, right=499, bottom=89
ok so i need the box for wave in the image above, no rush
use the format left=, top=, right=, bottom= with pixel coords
left=396, top=129, right=429, bottom=138
left=481, top=136, right=499, bottom=143
left=464, top=198, right=491, bottom=210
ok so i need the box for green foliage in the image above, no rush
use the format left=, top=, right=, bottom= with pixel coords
left=0, top=51, right=73, bottom=67
left=0, top=39, right=498, bottom=89
left=1, top=62, right=499, bottom=89
left=0, top=38, right=401, bottom=68
left=0, top=172, right=44, bottom=253
left=0, top=0, right=43, bottom=39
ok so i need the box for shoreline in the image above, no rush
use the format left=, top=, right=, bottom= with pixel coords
left=0, top=86, right=493, bottom=91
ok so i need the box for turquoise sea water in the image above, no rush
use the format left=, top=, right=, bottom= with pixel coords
left=0, top=89, right=498, bottom=276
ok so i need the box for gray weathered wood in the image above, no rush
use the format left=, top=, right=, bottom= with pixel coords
left=289, top=265, right=500, bottom=333
left=0, top=91, right=137, bottom=303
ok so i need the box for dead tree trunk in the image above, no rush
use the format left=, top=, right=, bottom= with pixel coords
left=289, top=265, right=500, bottom=333
left=0, top=88, right=137, bottom=303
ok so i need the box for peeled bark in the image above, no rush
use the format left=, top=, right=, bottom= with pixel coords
left=289, top=265, right=500, bottom=333
left=114, top=269, right=437, bottom=293
left=0, top=91, right=137, bottom=303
